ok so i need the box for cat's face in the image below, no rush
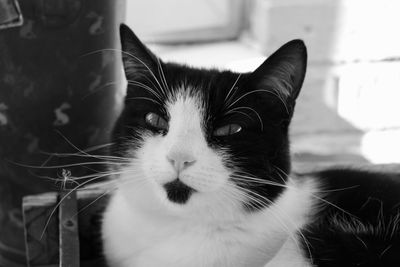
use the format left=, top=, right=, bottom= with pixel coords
left=112, top=25, right=307, bottom=217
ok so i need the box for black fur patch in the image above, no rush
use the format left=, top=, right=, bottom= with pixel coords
left=163, top=179, right=195, bottom=204
left=299, top=168, right=400, bottom=266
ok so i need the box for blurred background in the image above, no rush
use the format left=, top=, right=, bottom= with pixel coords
left=1, top=0, right=400, bottom=266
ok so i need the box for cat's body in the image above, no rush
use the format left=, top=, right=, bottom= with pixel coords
left=102, top=175, right=315, bottom=267
left=101, top=24, right=400, bottom=267
left=301, top=168, right=400, bottom=266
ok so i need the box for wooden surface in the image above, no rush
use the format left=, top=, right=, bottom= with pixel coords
left=59, top=191, right=80, bottom=267
left=22, top=193, right=59, bottom=267
left=22, top=187, right=109, bottom=267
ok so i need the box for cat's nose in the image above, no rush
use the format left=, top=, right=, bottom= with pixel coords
left=166, top=151, right=196, bottom=172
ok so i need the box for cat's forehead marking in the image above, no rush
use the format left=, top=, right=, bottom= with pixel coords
left=166, top=89, right=205, bottom=136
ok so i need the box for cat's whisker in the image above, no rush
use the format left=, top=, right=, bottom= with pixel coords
left=126, top=96, right=163, bottom=105
left=231, top=173, right=357, bottom=220
left=52, top=131, right=127, bottom=163
left=51, top=166, right=143, bottom=190
left=40, top=174, right=145, bottom=242
left=127, top=80, right=164, bottom=102
left=39, top=151, right=130, bottom=162
left=270, top=168, right=287, bottom=184
left=272, top=165, right=290, bottom=179
left=219, top=186, right=292, bottom=264
left=60, top=170, right=128, bottom=181
left=81, top=81, right=119, bottom=100
left=234, top=169, right=288, bottom=185
left=270, top=85, right=290, bottom=115
left=122, top=50, right=165, bottom=93
left=79, top=48, right=121, bottom=58
left=141, top=73, right=169, bottom=99
left=70, top=177, right=148, bottom=219
left=222, top=185, right=308, bottom=259
left=54, top=130, right=93, bottom=156
left=156, top=57, right=170, bottom=95
left=223, top=74, right=242, bottom=107
left=233, top=169, right=284, bottom=184
left=224, top=110, right=252, bottom=122
left=231, top=173, right=287, bottom=187
left=71, top=187, right=117, bottom=218
left=232, top=178, right=287, bottom=190
left=232, top=173, right=359, bottom=193
left=40, top=172, right=116, bottom=239
left=31, top=172, right=81, bottom=188
left=79, top=142, right=117, bottom=153
left=81, top=48, right=166, bottom=94
left=225, top=106, right=264, bottom=131
left=225, top=185, right=267, bottom=210
left=225, top=89, right=289, bottom=116
left=12, top=161, right=124, bottom=170
left=235, top=186, right=313, bottom=261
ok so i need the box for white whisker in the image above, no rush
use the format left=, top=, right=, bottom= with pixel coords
left=231, top=172, right=357, bottom=219
left=126, top=96, right=162, bottom=105
left=224, top=74, right=242, bottom=107
left=225, top=106, right=264, bottom=131
left=156, top=57, right=170, bottom=97
left=225, top=89, right=289, bottom=115
left=81, top=48, right=166, bottom=95
left=40, top=172, right=114, bottom=239
left=127, top=80, right=164, bottom=102
left=236, top=185, right=313, bottom=261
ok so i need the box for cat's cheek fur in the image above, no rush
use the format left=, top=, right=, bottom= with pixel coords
left=140, top=134, right=177, bottom=185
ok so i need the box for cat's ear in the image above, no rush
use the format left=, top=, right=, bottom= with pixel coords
left=119, top=24, right=159, bottom=79
left=250, top=40, right=307, bottom=113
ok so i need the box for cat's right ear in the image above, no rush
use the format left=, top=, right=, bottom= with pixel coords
left=249, top=40, right=307, bottom=116
left=119, top=24, right=158, bottom=79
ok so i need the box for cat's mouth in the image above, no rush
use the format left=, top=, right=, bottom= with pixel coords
left=163, top=179, right=195, bottom=204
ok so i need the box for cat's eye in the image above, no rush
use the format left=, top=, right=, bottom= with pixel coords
left=145, top=112, right=168, bottom=131
left=213, top=124, right=242, bottom=136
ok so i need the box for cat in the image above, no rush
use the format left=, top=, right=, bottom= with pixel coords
left=101, top=24, right=400, bottom=267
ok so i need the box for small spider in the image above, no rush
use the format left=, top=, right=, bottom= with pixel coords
left=58, top=168, right=78, bottom=190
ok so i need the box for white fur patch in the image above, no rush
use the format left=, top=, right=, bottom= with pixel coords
left=102, top=91, right=316, bottom=267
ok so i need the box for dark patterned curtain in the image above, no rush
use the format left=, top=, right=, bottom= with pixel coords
left=0, top=0, right=124, bottom=265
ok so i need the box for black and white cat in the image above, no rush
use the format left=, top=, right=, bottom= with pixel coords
left=101, top=24, right=400, bottom=267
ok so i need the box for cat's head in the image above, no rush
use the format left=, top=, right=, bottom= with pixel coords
left=112, top=24, right=307, bottom=217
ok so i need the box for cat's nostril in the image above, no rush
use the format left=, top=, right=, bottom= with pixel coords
left=180, top=159, right=196, bottom=171
left=166, top=153, right=196, bottom=171
left=183, top=159, right=196, bottom=168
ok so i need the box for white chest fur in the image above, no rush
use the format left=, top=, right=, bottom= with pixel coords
left=101, top=178, right=316, bottom=267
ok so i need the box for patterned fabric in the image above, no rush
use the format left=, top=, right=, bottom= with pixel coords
left=0, top=0, right=123, bottom=265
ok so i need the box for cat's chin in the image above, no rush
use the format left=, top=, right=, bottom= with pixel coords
left=163, top=179, right=195, bottom=204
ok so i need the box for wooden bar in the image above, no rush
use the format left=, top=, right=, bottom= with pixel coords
left=23, top=185, right=109, bottom=266
left=58, top=191, right=80, bottom=267
left=23, top=186, right=107, bottom=267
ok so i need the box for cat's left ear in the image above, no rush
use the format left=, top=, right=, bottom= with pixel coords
left=251, top=40, right=307, bottom=113
left=119, top=24, right=159, bottom=79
